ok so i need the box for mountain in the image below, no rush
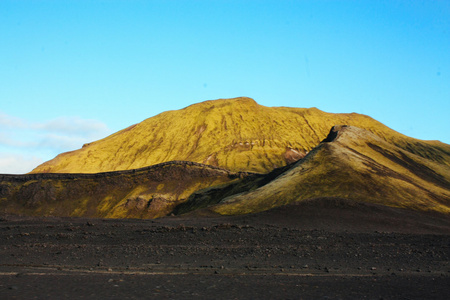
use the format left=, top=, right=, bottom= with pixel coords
left=3, top=126, right=447, bottom=219
left=30, top=97, right=450, bottom=174
left=0, top=162, right=248, bottom=218
left=175, top=125, right=450, bottom=216
left=3, top=98, right=450, bottom=219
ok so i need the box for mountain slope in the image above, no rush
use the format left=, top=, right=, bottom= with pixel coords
left=176, top=126, right=450, bottom=215
left=0, top=162, right=246, bottom=218
left=31, top=97, right=450, bottom=174
left=3, top=126, right=449, bottom=219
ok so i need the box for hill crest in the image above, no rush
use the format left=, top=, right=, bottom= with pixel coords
left=189, top=125, right=450, bottom=215
left=31, top=97, right=450, bottom=174
left=2, top=125, right=450, bottom=219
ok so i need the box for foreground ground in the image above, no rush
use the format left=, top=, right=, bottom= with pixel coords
left=1, top=200, right=449, bottom=299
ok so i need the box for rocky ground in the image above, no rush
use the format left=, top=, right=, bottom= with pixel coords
left=1, top=200, right=449, bottom=299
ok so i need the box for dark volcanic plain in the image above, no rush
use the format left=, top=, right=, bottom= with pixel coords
left=1, top=199, right=449, bottom=299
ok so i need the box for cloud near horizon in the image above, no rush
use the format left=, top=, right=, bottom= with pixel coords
left=0, top=112, right=112, bottom=174
left=0, top=154, right=44, bottom=175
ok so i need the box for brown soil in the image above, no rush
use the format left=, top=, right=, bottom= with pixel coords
left=1, top=199, right=449, bottom=299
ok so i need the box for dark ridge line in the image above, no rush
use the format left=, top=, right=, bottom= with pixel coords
left=2, top=124, right=349, bottom=182
left=0, top=160, right=257, bottom=181
left=321, top=125, right=348, bottom=143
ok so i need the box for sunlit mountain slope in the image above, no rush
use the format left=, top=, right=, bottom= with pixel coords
left=176, top=126, right=450, bottom=215
left=31, top=97, right=450, bottom=174
left=3, top=125, right=449, bottom=218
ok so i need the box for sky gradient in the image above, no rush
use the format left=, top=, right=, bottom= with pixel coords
left=1, top=0, right=449, bottom=174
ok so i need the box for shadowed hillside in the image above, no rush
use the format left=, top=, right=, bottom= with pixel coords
left=176, top=126, right=450, bottom=216
left=31, top=97, right=450, bottom=174
left=0, top=162, right=248, bottom=218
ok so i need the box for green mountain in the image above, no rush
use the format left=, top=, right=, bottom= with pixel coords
left=176, top=125, right=450, bottom=215
left=1, top=98, right=448, bottom=218
left=31, top=97, right=450, bottom=174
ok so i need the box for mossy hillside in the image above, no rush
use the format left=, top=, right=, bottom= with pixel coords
left=191, top=126, right=450, bottom=215
left=31, top=97, right=450, bottom=174
left=0, top=162, right=241, bottom=219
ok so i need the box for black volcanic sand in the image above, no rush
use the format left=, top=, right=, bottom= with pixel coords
left=1, top=199, right=449, bottom=299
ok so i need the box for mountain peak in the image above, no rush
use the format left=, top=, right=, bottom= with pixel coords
left=183, top=97, right=259, bottom=110
left=31, top=98, right=450, bottom=174
left=321, top=125, right=348, bottom=143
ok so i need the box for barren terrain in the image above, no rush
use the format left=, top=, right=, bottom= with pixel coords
left=1, top=199, right=449, bottom=299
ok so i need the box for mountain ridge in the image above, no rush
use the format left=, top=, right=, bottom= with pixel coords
left=31, top=97, right=450, bottom=174
left=0, top=161, right=247, bottom=218
left=176, top=125, right=450, bottom=216
left=1, top=125, right=449, bottom=218
left=2, top=97, right=449, bottom=219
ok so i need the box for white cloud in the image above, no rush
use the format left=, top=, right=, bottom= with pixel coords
left=0, top=112, right=27, bottom=129
left=0, top=132, right=34, bottom=148
left=33, top=116, right=110, bottom=136
left=0, top=112, right=112, bottom=174
left=0, top=153, right=43, bottom=174
left=37, top=133, right=91, bottom=150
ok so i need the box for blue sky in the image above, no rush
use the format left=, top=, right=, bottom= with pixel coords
left=1, top=0, right=449, bottom=174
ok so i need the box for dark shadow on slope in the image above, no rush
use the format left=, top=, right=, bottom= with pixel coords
left=172, top=163, right=295, bottom=215
left=173, top=125, right=348, bottom=216
left=320, top=125, right=347, bottom=143
left=367, top=143, right=450, bottom=190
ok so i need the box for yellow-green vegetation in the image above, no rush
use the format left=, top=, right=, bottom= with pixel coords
left=7, top=98, right=450, bottom=218
left=31, top=97, right=450, bottom=174
left=0, top=162, right=241, bottom=219
left=187, top=126, right=450, bottom=215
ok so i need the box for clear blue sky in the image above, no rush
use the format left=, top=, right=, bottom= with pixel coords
left=1, top=0, right=449, bottom=174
